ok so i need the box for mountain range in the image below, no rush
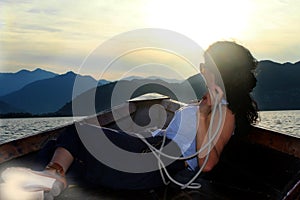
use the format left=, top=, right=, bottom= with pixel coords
left=0, top=70, right=108, bottom=114
left=253, top=60, right=300, bottom=110
left=56, top=75, right=207, bottom=116
left=0, top=60, right=299, bottom=116
left=0, top=68, right=57, bottom=96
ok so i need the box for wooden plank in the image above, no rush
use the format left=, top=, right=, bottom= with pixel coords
left=0, top=103, right=137, bottom=164
left=248, top=126, right=300, bottom=158
left=0, top=125, right=71, bottom=164
left=282, top=179, right=300, bottom=200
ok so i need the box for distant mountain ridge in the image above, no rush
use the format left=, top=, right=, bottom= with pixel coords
left=56, top=76, right=207, bottom=116
left=121, top=76, right=183, bottom=83
left=0, top=100, right=24, bottom=114
left=57, top=60, right=300, bottom=116
left=0, top=68, right=57, bottom=96
left=0, top=60, right=299, bottom=116
left=253, top=60, right=300, bottom=110
left=0, top=71, right=99, bottom=114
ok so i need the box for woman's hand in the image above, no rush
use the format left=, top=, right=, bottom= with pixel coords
left=197, top=84, right=231, bottom=172
left=199, top=85, right=224, bottom=119
left=199, top=93, right=211, bottom=119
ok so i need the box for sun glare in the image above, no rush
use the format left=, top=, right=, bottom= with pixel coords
left=145, top=0, right=252, bottom=48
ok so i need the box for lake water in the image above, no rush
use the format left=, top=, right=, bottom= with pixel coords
left=255, top=110, right=300, bottom=137
left=0, top=117, right=84, bottom=144
left=0, top=110, right=299, bottom=145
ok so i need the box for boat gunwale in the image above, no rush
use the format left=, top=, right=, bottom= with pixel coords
left=0, top=97, right=184, bottom=164
left=0, top=94, right=299, bottom=199
left=248, top=126, right=300, bottom=159
left=0, top=97, right=299, bottom=163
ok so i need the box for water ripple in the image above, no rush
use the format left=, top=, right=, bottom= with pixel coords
left=0, top=111, right=299, bottom=144
left=0, top=117, right=84, bottom=144
left=257, top=110, right=300, bottom=137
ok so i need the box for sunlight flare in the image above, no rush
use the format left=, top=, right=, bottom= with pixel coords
left=144, top=0, right=253, bottom=47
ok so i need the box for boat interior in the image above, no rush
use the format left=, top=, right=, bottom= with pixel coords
left=0, top=94, right=299, bottom=200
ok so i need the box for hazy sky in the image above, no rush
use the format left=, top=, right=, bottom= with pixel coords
left=1, top=0, right=299, bottom=80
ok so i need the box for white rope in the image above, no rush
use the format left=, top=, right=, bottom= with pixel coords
left=131, top=92, right=223, bottom=189
left=82, top=93, right=224, bottom=190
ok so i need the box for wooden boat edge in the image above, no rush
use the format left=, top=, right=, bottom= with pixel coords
left=0, top=93, right=299, bottom=199
left=0, top=93, right=299, bottom=162
left=248, top=126, right=300, bottom=158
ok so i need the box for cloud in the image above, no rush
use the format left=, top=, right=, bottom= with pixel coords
left=1, top=0, right=300, bottom=76
left=19, top=24, right=61, bottom=32
left=27, top=8, right=58, bottom=15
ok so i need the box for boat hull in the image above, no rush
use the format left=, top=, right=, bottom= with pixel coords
left=0, top=93, right=299, bottom=199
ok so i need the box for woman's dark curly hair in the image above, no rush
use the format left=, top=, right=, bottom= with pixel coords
left=204, top=41, right=259, bottom=134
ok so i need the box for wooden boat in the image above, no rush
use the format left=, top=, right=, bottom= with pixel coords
left=0, top=93, right=299, bottom=200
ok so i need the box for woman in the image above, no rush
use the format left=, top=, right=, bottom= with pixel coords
left=1, top=41, right=258, bottom=198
